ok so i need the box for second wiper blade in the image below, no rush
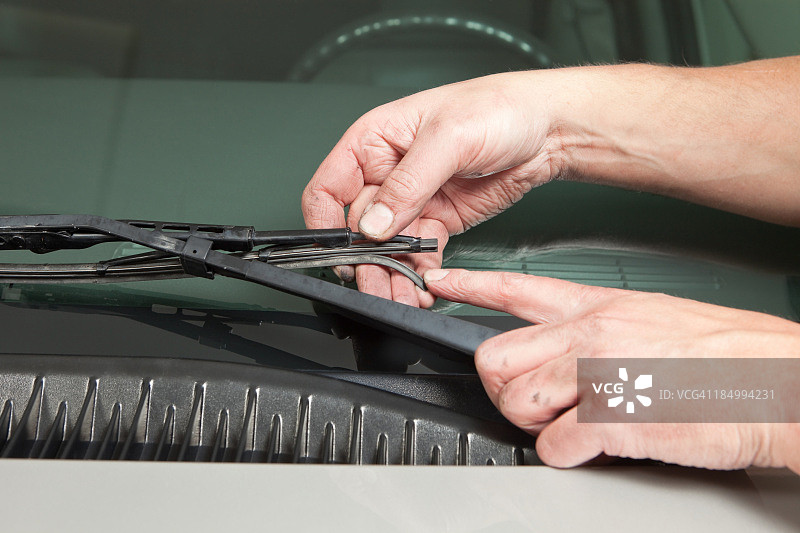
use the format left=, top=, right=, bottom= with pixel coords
left=0, top=251, right=427, bottom=289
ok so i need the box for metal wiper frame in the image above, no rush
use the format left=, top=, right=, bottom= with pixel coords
left=0, top=218, right=434, bottom=288
left=0, top=215, right=502, bottom=357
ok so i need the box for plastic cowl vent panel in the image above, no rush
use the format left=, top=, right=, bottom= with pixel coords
left=0, top=356, right=539, bottom=466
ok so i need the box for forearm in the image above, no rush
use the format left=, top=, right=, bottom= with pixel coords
left=543, top=57, right=800, bottom=226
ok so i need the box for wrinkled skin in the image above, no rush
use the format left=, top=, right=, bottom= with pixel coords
left=424, top=269, right=800, bottom=472
left=301, top=59, right=800, bottom=473
left=302, top=74, right=560, bottom=307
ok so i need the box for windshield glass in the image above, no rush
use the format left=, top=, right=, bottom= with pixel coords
left=1, top=0, right=799, bottom=319
left=2, top=1, right=799, bottom=84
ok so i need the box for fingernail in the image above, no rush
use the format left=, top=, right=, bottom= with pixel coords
left=332, top=265, right=355, bottom=282
left=423, top=269, right=449, bottom=283
left=358, top=202, right=394, bottom=238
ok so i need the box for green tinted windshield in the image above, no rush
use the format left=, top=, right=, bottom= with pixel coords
left=2, top=1, right=799, bottom=83
left=1, top=0, right=798, bottom=313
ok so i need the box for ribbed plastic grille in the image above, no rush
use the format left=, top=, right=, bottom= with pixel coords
left=0, top=356, right=538, bottom=465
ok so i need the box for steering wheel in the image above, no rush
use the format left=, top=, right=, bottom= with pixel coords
left=288, top=12, right=554, bottom=83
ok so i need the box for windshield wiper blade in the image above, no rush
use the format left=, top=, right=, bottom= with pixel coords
left=0, top=249, right=428, bottom=288
left=0, top=215, right=502, bottom=357
left=0, top=218, right=437, bottom=288
left=0, top=218, right=436, bottom=254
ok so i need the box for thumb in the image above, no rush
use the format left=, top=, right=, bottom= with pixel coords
left=358, top=126, right=461, bottom=240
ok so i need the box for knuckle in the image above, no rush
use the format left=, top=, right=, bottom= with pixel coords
left=568, top=283, right=606, bottom=315
left=300, top=182, right=318, bottom=208
left=581, top=297, right=627, bottom=332
left=474, top=339, right=501, bottom=383
left=474, top=342, right=492, bottom=374
left=384, top=166, right=424, bottom=206
left=498, top=384, right=537, bottom=429
left=582, top=311, right=613, bottom=337
left=587, top=292, right=646, bottom=329
left=300, top=189, right=326, bottom=222
left=442, top=118, right=469, bottom=143
left=448, top=270, right=478, bottom=295
left=349, top=108, right=386, bottom=138
left=420, top=111, right=454, bottom=139
left=495, top=273, right=528, bottom=309
left=571, top=283, right=600, bottom=306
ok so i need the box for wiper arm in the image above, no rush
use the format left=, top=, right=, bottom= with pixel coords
left=0, top=215, right=502, bottom=357
left=0, top=219, right=433, bottom=253
left=0, top=219, right=436, bottom=288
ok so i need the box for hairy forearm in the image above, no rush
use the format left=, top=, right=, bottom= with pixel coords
left=543, top=57, right=800, bottom=226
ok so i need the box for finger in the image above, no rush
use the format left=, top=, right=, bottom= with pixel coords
left=424, top=269, right=603, bottom=323
left=389, top=217, right=421, bottom=307
left=494, top=355, right=578, bottom=431
left=475, top=324, right=573, bottom=400
left=331, top=265, right=355, bottom=283
left=357, top=125, right=463, bottom=240
left=335, top=184, right=382, bottom=284
left=415, top=289, right=435, bottom=309
left=352, top=195, right=448, bottom=307
left=541, top=417, right=753, bottom=470
left=390, top=267, right=419, bottom=307
left=302, top=137, right=364, bottom=231
left=347, top=184, right=381, bottom=230
left=535, top=408, right=605, bottom=468
left=303, top=132, right=368, bottom=284
left=414, top=217, right=450, bottom=309
left=353, top=196, right=421, bottom=306
left=355, top=264, right=392, bottom=300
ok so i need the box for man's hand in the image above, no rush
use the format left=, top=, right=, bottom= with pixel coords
left=424, top=268, right=800, bottom=473
left=302, top=73, right=567, bottom=307
left=303, top=58, right=800, bottom=308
